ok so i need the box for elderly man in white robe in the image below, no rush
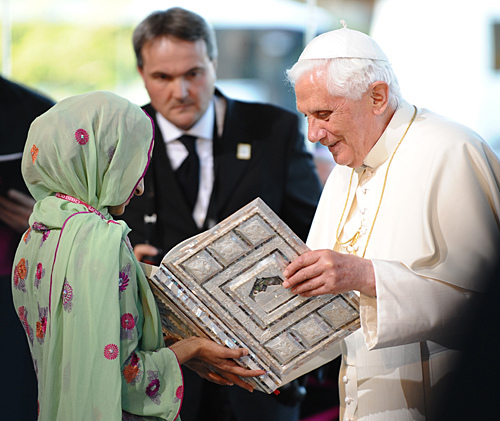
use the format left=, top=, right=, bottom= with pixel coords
left=282, top=23, right=500, bottom=421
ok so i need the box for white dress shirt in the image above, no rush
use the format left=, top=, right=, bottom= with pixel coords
left=155, top=102, right=215, bottom=229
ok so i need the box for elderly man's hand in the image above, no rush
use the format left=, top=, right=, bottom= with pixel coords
left=0, top=189, right=35, bottom=233
left=282, top=249, right=376, bottom=297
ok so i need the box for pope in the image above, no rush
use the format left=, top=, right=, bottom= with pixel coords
left=282, top=23, right=500, bottom=421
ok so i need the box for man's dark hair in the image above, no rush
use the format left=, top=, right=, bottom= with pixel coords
left=133, top=7, right=218, bottom=68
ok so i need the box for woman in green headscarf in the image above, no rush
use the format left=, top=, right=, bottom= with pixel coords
left=12, top=91, right=263, bottom=421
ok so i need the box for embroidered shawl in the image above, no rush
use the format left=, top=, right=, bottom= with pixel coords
left=12, top=91, right=183, bottom=420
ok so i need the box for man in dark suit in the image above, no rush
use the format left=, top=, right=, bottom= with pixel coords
left=122, top=7, right=322, bottom=421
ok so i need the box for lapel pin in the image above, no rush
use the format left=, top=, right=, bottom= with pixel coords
left=237, top=143, right=251, bottom=160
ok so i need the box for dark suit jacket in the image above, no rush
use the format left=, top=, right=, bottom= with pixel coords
left=0, top=77, right=54, bottom=421
left=0, top=77, right=55, bottom=196
left=123, top=90, right=322, bottom=255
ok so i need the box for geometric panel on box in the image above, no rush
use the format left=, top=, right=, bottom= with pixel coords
left=148, top=198, right=360, bottom=394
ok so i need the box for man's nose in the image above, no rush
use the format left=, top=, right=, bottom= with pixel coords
left=172, top=77, right=188, bottom=99
left=307, top=119, right=327, bottom=144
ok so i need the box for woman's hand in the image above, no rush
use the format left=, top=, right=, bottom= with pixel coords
left=169, top=337, right=266, bottom=392
left=182, top=359, right=257, bottom=391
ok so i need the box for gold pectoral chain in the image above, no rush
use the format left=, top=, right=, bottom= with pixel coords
left=335, top=106, right=418, bottom=258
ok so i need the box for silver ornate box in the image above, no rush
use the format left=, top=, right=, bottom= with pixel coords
left=146, top=198, right=359, bottom=393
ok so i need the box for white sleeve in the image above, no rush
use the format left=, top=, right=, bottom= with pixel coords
left=361, top=259, right=474, bottom=350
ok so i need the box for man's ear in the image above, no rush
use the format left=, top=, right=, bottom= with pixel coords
left=370, top=81, right=390, bottom=115
left=137, top=65, right=145, bottom=81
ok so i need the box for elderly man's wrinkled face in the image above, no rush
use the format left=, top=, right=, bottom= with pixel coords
left=138, top=36, right=217, bottom=131
left=295, top=69, right=377, bottom=168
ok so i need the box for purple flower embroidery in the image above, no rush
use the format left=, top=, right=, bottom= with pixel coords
left=33, top=222, right=50, bottom=248
left=75, top=128, right=89, bottom=145
left=40, top=230, right=50, bottom=247
left=119, top=273, right=129, bottom=292
left=107, top=145, right=116, bottom=163
left=123, top=352, right=143, bottom=385
left=36, top=303, right=48, bottom=345
left=13, top=258, right=28, bottom=293
left=125, top=236, right=133, bottom=251
left=145, top=370, right=162, bottom=404
left=146, top=379, right=160, bottom=397
left=121, top=313, right=135, bottom=329
left=131, top=353, right=140, bottom=366
left=36, top=319, right=47, bottom=344
left=62, top=279, right=73, bottom=312
left=119, top=263, right=131, bottom=294
left=32, top=222, right=48, bottom=231
left=104, top=343, right=119, bottom=360
left=120, top=313, right=137, bottom=340
left=36, top=317, right=47, bottom=343
left=18, top=306, right=34, bottom=345
left=35, top=263, right=45, bottom=288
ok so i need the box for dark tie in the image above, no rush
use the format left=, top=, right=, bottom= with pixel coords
left=175, top=135, right=199, bottom=210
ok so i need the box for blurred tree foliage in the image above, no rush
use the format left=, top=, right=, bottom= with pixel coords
left=3, top=22, right=139, bottom=101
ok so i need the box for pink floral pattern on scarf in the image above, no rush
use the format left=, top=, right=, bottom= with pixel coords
left=62, top=279, right=73, bottom=312
left=34, top=262, right=45, bottom=288
left=103, top=343, right=119, bottom=360
left=75, top=128, right=89, bottom=145
left=145, top=370, right=162, bottom=405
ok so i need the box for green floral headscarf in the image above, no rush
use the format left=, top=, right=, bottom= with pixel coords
left=23, top=90, right=153, bottom=210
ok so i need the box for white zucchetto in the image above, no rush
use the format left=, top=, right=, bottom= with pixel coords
left=298, top=21, right=389, bottom=62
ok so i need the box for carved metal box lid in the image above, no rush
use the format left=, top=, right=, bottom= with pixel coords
left=147, top=198, right=360, bottom=393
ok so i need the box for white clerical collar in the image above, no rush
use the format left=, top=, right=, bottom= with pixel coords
left=156, top=100, right=215, bottom=143
left=362, top=100, right=416, bottom=170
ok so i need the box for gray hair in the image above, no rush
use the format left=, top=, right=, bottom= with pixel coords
left=286, top=58, right=402, bottom=109
left=133, top=7, right=218, bottom=68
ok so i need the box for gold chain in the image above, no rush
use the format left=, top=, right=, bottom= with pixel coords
left=335, top=106, right=417, bottom=258
left=334, top=169, right=362, bottom=247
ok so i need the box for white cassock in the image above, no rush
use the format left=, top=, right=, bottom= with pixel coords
left=307, top=99, right=500, bottom=420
